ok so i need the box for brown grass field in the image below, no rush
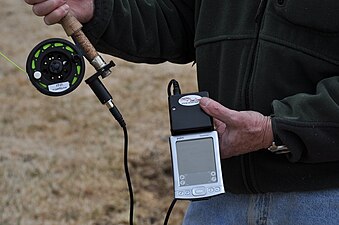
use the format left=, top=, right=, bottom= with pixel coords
left=0, top=2, right=198, bottom=224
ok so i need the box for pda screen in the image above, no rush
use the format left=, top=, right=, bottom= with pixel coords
left=176, top=138, right=217, bottom=186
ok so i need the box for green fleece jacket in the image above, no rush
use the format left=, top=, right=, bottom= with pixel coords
left=83, top=0, right=339, bottom=194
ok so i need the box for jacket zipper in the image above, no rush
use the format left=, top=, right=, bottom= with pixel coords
left=241, top=0, right=268, bottom=194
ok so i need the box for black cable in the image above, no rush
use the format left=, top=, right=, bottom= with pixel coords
left=163, top=79, right=181, bottom=225
left=163, top=198, right=177, bottom=225
left=115, top=107, right=180, bottom=225
left=109, top=105, right=134, bottom=225
left=122, top=125, right=134, bottom=225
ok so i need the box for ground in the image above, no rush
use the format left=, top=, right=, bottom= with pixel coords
left=0, top=2, right=198, bottom=224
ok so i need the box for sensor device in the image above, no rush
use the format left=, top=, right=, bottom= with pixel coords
left=168, top=86, right=225, bottom=200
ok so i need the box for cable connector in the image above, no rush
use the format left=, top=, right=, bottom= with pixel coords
left=106, top=100, right=126, bottom=128
left=167, top=79, right=181, bottom=96
left=85, top=63, right=126, bottom=128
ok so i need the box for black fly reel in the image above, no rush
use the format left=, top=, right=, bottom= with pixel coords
left=26, top=38, right=85, bottom=96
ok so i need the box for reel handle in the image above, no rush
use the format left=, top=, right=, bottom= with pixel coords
left=60, top=13, right=111, bottom=78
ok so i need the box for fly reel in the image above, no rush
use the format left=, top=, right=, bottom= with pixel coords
left=26, top=38, right=85, bottom=96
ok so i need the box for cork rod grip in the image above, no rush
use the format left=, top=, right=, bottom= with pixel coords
left=60, top=14, right=98, bottom=61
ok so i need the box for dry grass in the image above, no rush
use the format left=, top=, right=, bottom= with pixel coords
left=0, top=2, right=198, bottom=225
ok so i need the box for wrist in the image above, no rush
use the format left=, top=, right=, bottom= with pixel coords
left=263, top=116, right=274, bottom=149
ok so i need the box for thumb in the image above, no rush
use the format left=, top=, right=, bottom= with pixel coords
left=199, top=97, right=237, bottom=125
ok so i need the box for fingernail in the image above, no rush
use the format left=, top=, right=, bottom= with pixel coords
left=199, top=97, right=210, bottom=107
left=44, top=17, right=51, bottom=25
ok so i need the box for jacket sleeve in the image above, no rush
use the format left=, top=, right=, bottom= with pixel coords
left=82, top=0, right=195, bottom=64
left=272, top=76, right=339, bottom=163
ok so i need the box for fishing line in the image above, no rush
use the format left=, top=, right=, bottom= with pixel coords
left=0, top=49, right=26, bottom=74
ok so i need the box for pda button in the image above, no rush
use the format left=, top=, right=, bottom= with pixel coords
left=192, top=187, right=207, bottom=196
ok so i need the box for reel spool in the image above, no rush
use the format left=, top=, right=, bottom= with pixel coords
left=26, top=38, right=85, bottom=96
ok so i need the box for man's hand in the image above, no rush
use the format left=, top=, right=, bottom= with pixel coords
left=24, top=0, right=94, bottom=25
left=200, top=97, right=273, bottom=159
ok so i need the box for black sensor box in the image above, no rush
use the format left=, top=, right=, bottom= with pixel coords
left=168, top=91, right=214, bottom=135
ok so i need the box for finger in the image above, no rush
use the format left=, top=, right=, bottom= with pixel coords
left=200, top=97, right=238, bottom=125
left=44, top=4, right=69, bottom=25
left=32, top=0, right=66, bottom=17
left=25, top=0, right=47, bottom=5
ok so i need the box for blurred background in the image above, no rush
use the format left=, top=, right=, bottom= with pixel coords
left=0, top=1, right=198, bottom=224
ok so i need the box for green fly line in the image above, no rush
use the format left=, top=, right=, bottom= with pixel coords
left=0, top=50, right=26, bottom=74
